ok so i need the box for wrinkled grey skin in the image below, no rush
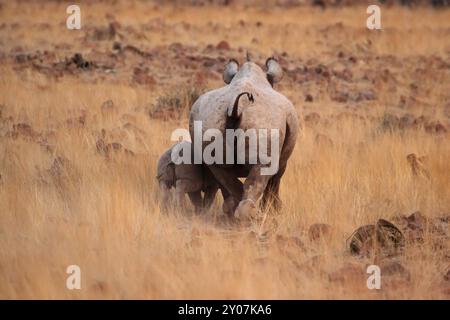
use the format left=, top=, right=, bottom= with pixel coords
left=157, top=141, right=218, bottom=214
left=189, top=57, right=299, bottom=220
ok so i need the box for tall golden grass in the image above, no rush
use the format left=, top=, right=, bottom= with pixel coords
left=0, top=1, right=449, bottom=299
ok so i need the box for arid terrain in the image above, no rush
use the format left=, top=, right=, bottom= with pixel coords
left=0, top=0, right=449, bottom=299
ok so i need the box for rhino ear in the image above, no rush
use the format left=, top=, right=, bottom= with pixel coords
left=223, top=59, right=239, bottom=84
left=266, top=57, right=283, bottom=86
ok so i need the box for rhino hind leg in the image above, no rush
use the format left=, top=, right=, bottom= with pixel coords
left=202, top=184, right=219, bottom=212
left=235, top=165, right=272, bottom=220
left=207, top=165, right=244, bottom=215
left=158, top=180, right=171, bottom=214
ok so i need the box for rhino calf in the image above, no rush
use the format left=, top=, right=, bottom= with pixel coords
left=156, top=141, right=218, bottom=214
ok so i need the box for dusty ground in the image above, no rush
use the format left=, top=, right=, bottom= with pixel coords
left=0, top=1, right=449, bottom=299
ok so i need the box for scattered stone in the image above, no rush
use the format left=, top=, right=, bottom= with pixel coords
left=12, top=123, right=37, bottom=138
left=70, top=53, right=93, bottom=69
left=330, top=91, right=349, bottom=103
left=348, top=224, right=376, bottom=257
left=216, top=40, right=230, bottom=50
left=406, top=211, right=427, bottom=231
left=348, top=219, right=405, bottom=257
left=305, top=94, right=314, bottom=102
left=376, top=219, right=405, bottom=254
left=399, top=114, right=415, bottom=129
left=381, top=113, right=399, bottom=131
left=132, top=67, right=156, bottom=86
left=425, top=121, right=447, bottom=134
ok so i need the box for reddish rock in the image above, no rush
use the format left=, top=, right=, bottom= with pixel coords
left=348, top=219, right=404, bottom=257
left=406, top=211, right=427, bottom=231
left=216, top=40, right=230, bottom=51
left=132, top=67, right=156, bottom=86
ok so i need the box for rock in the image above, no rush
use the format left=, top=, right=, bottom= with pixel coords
left=112, top=41, right=122, bottom=51
left=12, top=123, right=37, bottom=139
left=70, top=53, right=93, bottom=69
left=314, top=64, right=329, bottom=77
left=381, top=113, right=399, bottom=131
left=406, top=211, right=427, bottom=231
left=216, top=40, right=230, bottom=51
left=348, top=219, right=404, bottom=257
left=305, top=94, right=314, bottom=102
left=413, top=115, right=427, bottom=127
left=330, top=91, right=349, bottom=103
left=399, top=114, right=415, bottom=129
left=348, top=224, right=376, bottom=256
left=425, top=121, right=447, bottom=134
left=308, top=223, right=331, bottom=242
left=132, top=67, right=156, bottom=86
left=333, top=68, right=352, bottom=81
left=376, top=219, right=405, bottom=255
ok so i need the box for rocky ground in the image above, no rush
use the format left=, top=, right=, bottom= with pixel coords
left=0, top=1, right=449, bottom=299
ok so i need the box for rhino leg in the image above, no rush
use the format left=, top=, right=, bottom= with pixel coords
left=235, top=165, right=272, bottom=220
left=158, top=180, right=171, bottom=213
left=175, top=179, right=190, bottom=213
left=217, top=184, right=238, bottom=216
left=202, top=184, right=219, bottom=212
left=207, top=165, right=243, bottom=214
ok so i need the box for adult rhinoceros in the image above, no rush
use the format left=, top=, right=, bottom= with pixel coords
left=189, top=56, right=299, bottom=219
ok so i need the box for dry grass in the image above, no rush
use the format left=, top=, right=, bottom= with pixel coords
left=0, top=1, right=449, bottom=299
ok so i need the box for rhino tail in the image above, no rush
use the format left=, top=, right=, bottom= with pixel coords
left=228, top=92, right=254, bottom=119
